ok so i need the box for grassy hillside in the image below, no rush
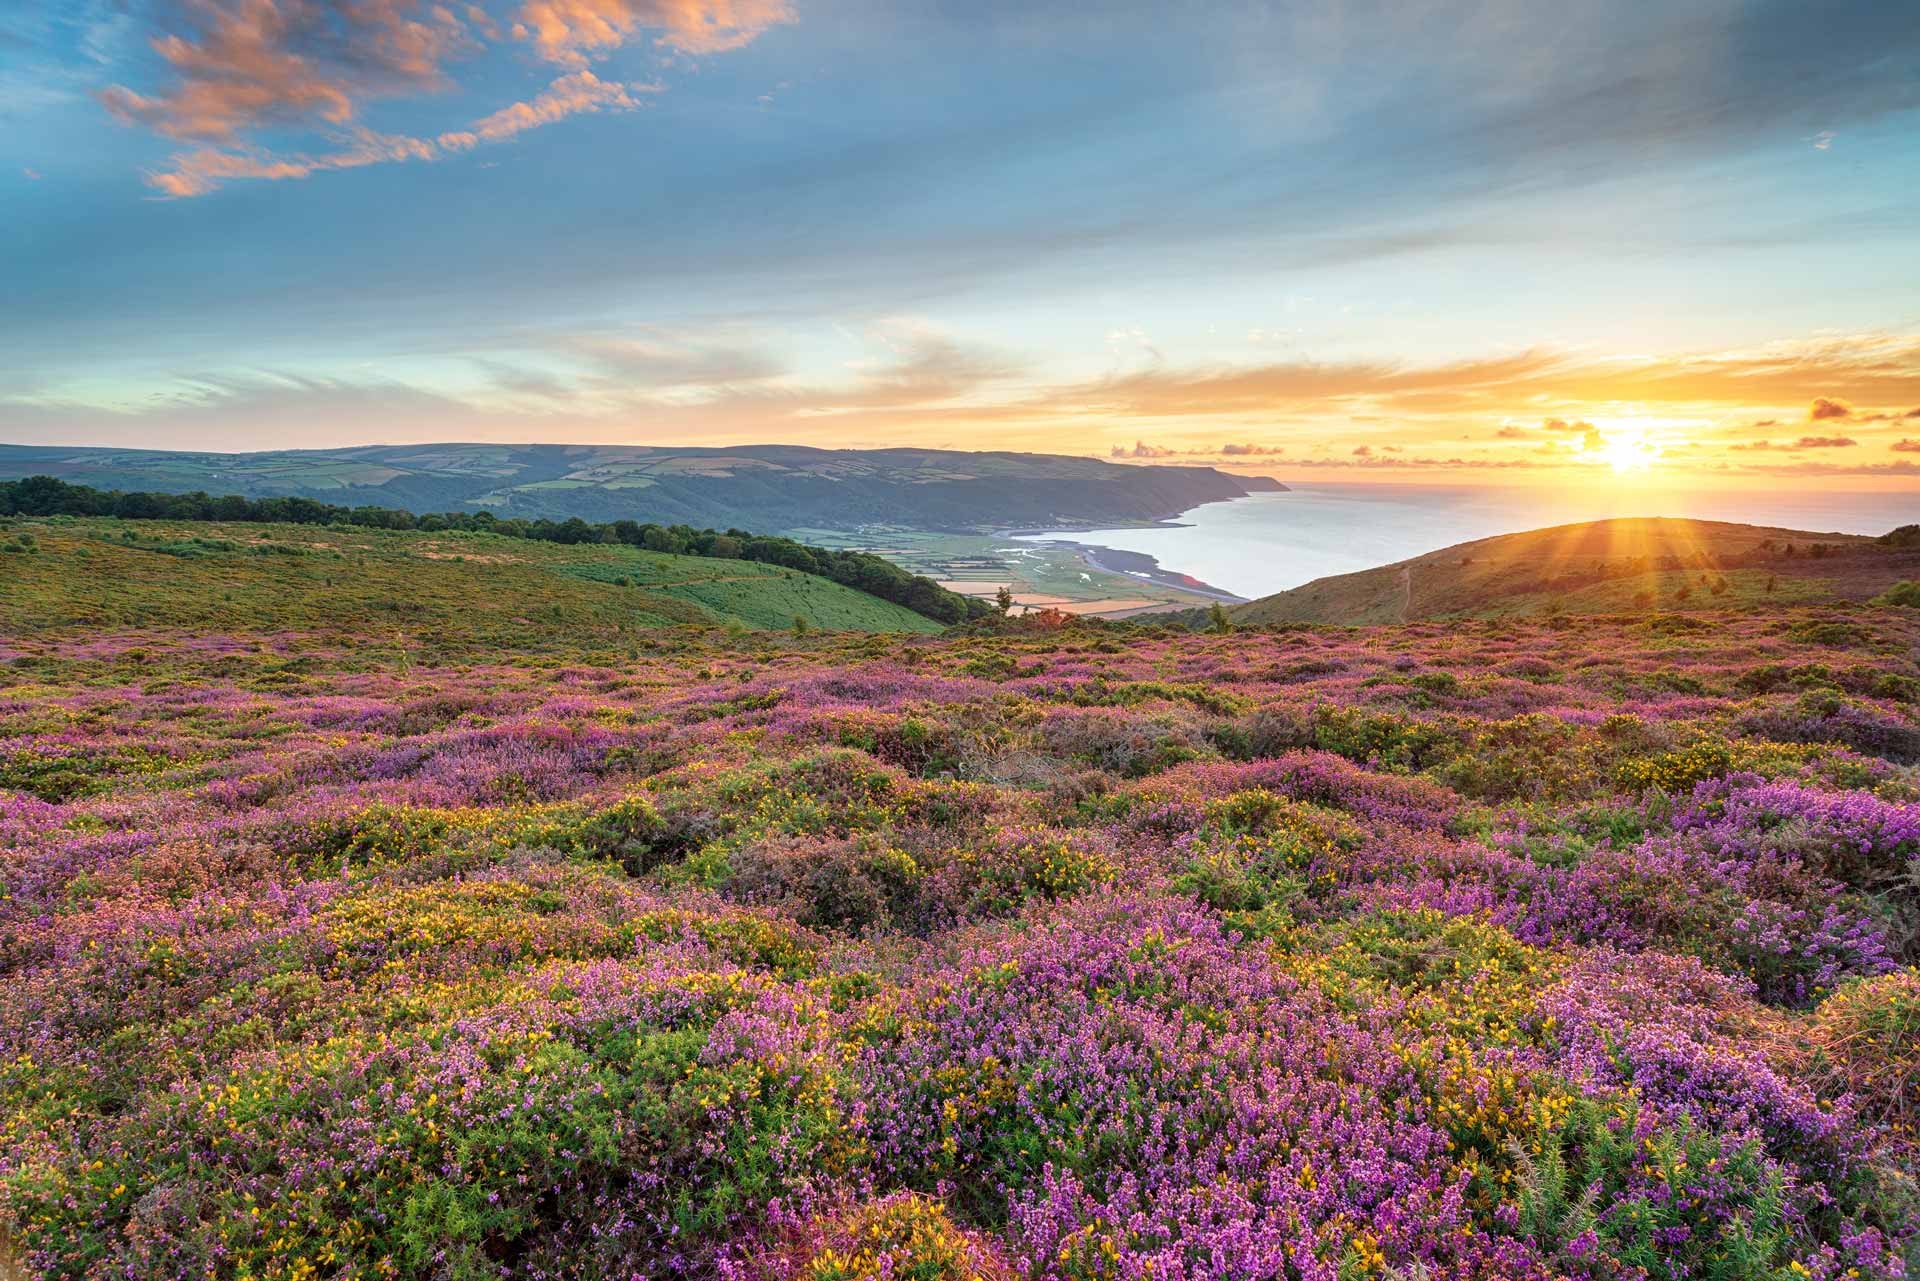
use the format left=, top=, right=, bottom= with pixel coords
left=0, top=442, right=1283, bottom=531
left=0, top=516, right=945, bottom=646
left=1236, top=516, right=1920, bottom=625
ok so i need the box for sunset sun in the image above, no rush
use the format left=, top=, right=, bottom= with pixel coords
left=1595, top=429, right=1661, bottom=474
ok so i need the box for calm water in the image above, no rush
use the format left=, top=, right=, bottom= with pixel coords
left=1016, top=484, right=1919, bottom=599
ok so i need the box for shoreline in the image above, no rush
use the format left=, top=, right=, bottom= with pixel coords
left=995, top=497, right=1255, bottom=605
left=1010, top=534, right=1249, bottom=605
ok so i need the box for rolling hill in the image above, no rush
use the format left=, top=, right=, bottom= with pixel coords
left=0, top=517, right=947, bottom=646
left=0, top=443, right=1284, bottom=532
left=1233, top=517, right=1920, bottom=625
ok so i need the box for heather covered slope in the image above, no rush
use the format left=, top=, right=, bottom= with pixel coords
left=1236, top=517, right=1920, bottom=626
left=0, top=517, right=946, bottom=639
left=0, top=443, right=1283, bottom=532
left=3, top=571, right=1919, bottom=1277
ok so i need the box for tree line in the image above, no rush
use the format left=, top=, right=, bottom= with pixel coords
left=0, top=476, right=990, bottom=626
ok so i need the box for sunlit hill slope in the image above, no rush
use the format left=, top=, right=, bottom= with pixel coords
left=1235, top=517, right=1920, bottom=626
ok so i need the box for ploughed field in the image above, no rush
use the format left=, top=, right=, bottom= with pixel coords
left=3, top=591, right=1919, bottom=1279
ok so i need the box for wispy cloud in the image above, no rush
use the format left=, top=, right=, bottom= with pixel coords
left=823, top=325, right=1024, bottom=410
left=1110, top=440, right=1284, bottom=460
left=0, top=367, right=506, bottom=449
left=438, top=70, right=659, bottom=150
left=1044, top=351, right=1571, bottom=420
left=1013, top=335, right=1920, bottom=422
left=147, top=127, right=435, bottom=198
left=11, top=321, right=1920, bottom=480
left=100, top=0, right=785, bottom=195
left=562, top=328, right=785, bottom=389
left=486, top=319, right=1019, bottom=417
left=1732, top=435, right=1860, bottom=452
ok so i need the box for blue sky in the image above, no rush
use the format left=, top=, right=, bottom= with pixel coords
left=3, top=0, right=1918, bottom=485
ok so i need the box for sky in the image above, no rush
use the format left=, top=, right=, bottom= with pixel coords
left=3, top=0, right=1919, bottom=489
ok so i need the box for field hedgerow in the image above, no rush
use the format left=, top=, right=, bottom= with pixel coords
left=3, top=578, right=1919, bottom=1280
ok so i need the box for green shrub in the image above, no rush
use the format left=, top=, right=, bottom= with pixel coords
left=1515, top=1096, right=1793, bottom=1281
left=1873, top=581, right=1920, bottom=609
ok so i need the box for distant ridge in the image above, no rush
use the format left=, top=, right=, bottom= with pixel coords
left=1233, top=516, right=1920, bottom=625
left=0, top=443, right=1284, bottom=533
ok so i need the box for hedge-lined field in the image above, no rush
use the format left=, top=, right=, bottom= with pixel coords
left=2, top=593, right=1918, bottom=1279
left=0, top=519, right=945, bottom=640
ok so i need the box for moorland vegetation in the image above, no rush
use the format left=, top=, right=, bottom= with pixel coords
left=2, top=512, right=1918, bottom=1281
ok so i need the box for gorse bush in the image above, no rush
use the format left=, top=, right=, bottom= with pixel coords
left=2, top=571, right=1918, bottom=1280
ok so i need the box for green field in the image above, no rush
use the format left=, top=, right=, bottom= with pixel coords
left=0, top=518, right=945, bottom=647
left=784, top=526, right=1216, bottom=613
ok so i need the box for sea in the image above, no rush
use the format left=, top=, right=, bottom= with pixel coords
left=1014, top=484, right=1920, bottom=600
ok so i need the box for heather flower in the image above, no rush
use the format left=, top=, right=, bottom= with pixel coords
left=3, top=611, right=1917, bottom=1279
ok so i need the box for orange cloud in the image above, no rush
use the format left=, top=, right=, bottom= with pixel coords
left=439, top=70, right=659, bottom=150
left=1733, top=435, right=1861, bottom=452
left=1008, top=336, right=1920, bottom=424
left=541, top=330, right=1920, bottom=482
left=1052, top=351, right=1568, bottom=420
left=148, top=129, right=436, bottom=197
left=100, top=0, right=466, bottom=142
left=514, top=0, right=794, bottom=64
left=1809, top=396, right=1853, bottom=420
left=1106, top=440, right=1282, bottom=460
left=149, top=67, right=652, bottom=195
left=103, top=0, right=787, bottom=195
